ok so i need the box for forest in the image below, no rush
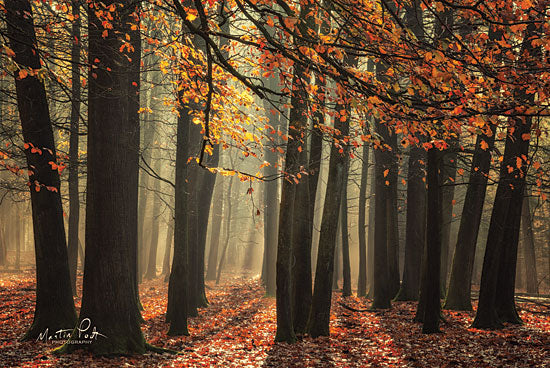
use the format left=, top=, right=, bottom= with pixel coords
left=0, top=0, right=549, bottom=366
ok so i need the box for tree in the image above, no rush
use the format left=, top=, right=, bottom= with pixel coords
left=357, top=137, right=370, bottom=297
left=520, top=191, right=539, bottom=294
left=6, top=0, right=77, bottom=341
left=67, top=0, right=81, bottom=296
left=57, top=0, right=153, bottom=354
left=472, top=19, right=540, bottom=329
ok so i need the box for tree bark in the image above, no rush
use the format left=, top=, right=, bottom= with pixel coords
left=206, top=181, right=223, bottom=281
left=166, top=103, right=191, bottom=336
left=67, top=0, right=81, bottom=296
left=58, top=0, right=147, bottom=353
left=341, top=159, right=352, bottom=297
left=162, top=217, right=174, bottom=280
left=472, top=22, right=538, bottom=329
left=6, top=0, right=77, bottom=341
left=396, top=146, right=426, bottom=301
left=357, top=141, right=369, bottom=297
left=521, top=193, right=538, bottom=294
left=307, top=102, right=349, bottom=337
left=420, top=148, right=442, bottom=334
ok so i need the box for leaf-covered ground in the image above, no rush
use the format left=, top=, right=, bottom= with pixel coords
left=0, top=270, right=548, bottom=367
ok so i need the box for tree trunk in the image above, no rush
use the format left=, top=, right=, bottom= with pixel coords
left=440, top=144, right=457, bottom=295
left=357, top=141, right=369, bottom=297
left=67, top=0, right=81, bottom=296
left=216, top=176, right=235, bottom=285
left=444, top=132, right=495, bottom=310
left=472, top=23, right=538, bottom=329
left=144, top=157, right=162, bottom=280
left=162, top=217, right=174, bottom=281
left=15, top=212, right=21, bottom=270
left=307, top=102, right=349, bottom=337
left=396, top=146, right=426, bottom=301
left=206, top=181, right=223, bottom=281
left=371, top=122, right=393, bottom=309
left=137, top=115, right=155, bottom=284
left=521, top=193, right=538, bottom=294
left=261, top=91, right=280, bottom=297
left=420, top=148, right=442, bottom=334
left=194, top=143, right=219, bottom=306
left=166, top=102, right=191, bottom=336
left=58, top=0, right=147, bottom=354
left=341, top=160, right=352, bottom=297
left=6, top=0, right=77, bottom=341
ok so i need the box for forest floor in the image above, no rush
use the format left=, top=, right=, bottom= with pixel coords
left=0, top=270, right=549, bottom=367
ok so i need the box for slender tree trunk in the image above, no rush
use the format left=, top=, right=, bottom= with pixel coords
left=15, top=212, right=21, bottom=270
left=206, top=181, right=223, bottom=281
left=341, top=159, right=352, bottom=297
left=307, top=101, right=350, bottom=337
left=521, top=193, right=538, bottom=294
left=166, top=102, right=191, bottom=336
left=444, top=134, right=495, bottom=310
left=261, top=92, right=280, bottom=296
left=357, top=142, right=369, bottom=297
left=216, top=176, right=234, bottom=285
left=144, top=158, right=162, bottom=280
left=420, top=148, right=442, bottom=334
left=162, top=217, right=174, bottom=281
left=6, top=0, right=76, bottom=341
left=440, top=144, right=457, bottom=295
left=366, top=158, right=375, bottom=297
left=396, top=146, right=426, bottom=301
left=137, top=117, right=155, bottom=284
left=67, top=0, right=81, bottom=296
left=371, top=122, right=392, bottom=309
left=194, top=143, right=219, bottom=306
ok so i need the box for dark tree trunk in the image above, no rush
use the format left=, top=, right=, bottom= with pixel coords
left=216, top=176, right=235, bottom=285
left=472, top=23, right=538, bottom=329
left=366, top=159, right=375, bottom=297
left=145, top=158, right=162, bottom=280
left=357, top=142, right=369, bottom=297
left=67, top=0, right=81, bottom=296
left=6, top=0, right=76, bottom=341
left=261, top=90, right=280, bottom=296
left=420, top=148, right=442, bottom=334
left=15, top=214, right=21, bottom=270
left=137, top=119, right=154, bottom=284
left=194, top=143, right=219, bottom=306
left=333, top=228, right=341, bottom=290
left=186, top=116, right=203, bottom=316
left=396, top=0, right=425, bottom=303
left=371, top=122, right=392, bottom=310
left=58, top=0, right=147, bottom=354
left=307, top=102, right=349, bottom=337
left=444, top=132, right=495, bottom=310
left=162, top=217, right=174, bottom=280
left=396, top=146, right=426, bottom=301
left=387, top=145, right=400, bottom=299
left=206, top=181, right=223, bottom=281
left=521, top=193, right=538, bottom=294
left=341, top=159, right=352, bottom=297
left=440, top=143, right=457, bottom=295
left=166, top=103, right=191, bottom=336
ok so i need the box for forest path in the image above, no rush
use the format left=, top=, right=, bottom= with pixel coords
left=0, top=271, right=548, bottom=367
